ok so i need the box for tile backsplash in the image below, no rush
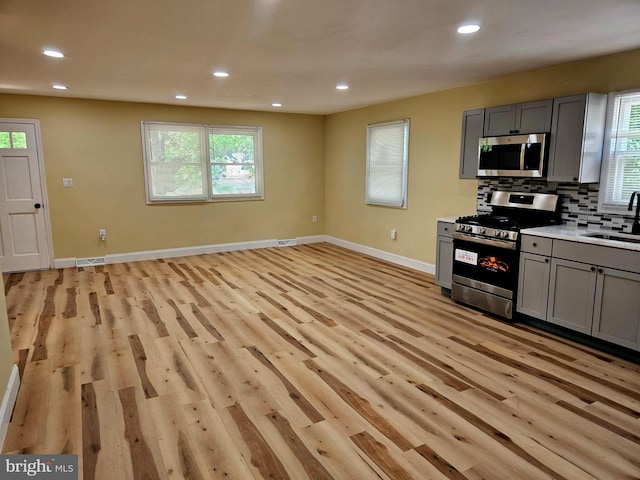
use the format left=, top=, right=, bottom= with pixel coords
left=477, top=178, right=636, bottom=232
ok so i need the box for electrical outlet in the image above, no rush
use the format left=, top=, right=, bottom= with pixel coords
left=312, top=215, right=318, bottom=223
left=62, top=178, right=73, bottom=188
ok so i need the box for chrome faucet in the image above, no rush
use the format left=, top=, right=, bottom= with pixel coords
left=629, top=191, right=640, bottom=234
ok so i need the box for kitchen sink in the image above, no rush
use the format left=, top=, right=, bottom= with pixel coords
left=580, top=231, right=640, bottom=244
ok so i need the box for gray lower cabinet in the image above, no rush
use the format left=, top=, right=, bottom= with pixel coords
left=516, top=252, right=551, bottom=320
left=547, top=258, right=598, bottom=334
left=435, top=221, right=454, bottom=288
left=592, top=268, right=640, bottom=350
left=516, top=235, right=640, bottom=351
left=546, top=256, right=640, bottom=350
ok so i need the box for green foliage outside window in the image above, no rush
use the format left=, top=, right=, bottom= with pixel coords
left=143, top=122, right=262, bottom=202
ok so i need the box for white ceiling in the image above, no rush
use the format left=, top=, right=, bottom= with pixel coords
left=2, top=0, right=640, bottom=114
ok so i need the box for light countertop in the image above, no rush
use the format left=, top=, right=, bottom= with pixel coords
left=521, top=225, right=640, bottom=252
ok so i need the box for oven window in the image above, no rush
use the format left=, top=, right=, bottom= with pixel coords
left=452, top=239, right=518, bottom=290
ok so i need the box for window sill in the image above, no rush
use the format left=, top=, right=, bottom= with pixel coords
left=147, top=195, right=264, bottom=205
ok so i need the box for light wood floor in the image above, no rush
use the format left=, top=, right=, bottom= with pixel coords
left=3, top=243, right=640, bottom=479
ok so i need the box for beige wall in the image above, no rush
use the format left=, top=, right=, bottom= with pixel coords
left=0, top=96, right=326, bottom=259
left=2, top=48, right=640, bottom=267
left=325, top=47, right=640, bottom=264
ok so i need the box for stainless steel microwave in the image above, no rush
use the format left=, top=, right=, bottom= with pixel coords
left=477, top=133, right=547, bottom=177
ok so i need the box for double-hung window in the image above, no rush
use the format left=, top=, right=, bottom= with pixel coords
left=142, top=122, right=263, bottom=203
left=365, top=119, right=410, bottom=208
left=598, top=90, right=640, bottom=212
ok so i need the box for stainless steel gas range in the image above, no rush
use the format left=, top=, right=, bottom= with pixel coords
left=451, top=191, right=560, bottom=320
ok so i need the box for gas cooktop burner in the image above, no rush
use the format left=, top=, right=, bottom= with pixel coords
left=455, top=191, right=562, bottom=243
left=451, top=191, right=562, bottom=321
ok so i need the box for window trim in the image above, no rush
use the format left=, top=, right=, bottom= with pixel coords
left=141, top=121, right=264, bottom=204
left=365, top=118, right=410, bottom=209
left=207, top=124, right=264, bottom=202
left=598, top=89, right=640, bottom=214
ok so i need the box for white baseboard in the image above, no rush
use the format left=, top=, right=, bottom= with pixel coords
left=295, top=235, right=328, bottom=245
left=104, top=238, right=279, bottom=264
left=54, top=236, right=329, bottom=268
left=0, top=365, right=20, bottom=451
left=53, top=257, right=76, bottom=269
left=52, top=234, right=434, bottom=275
left=326, top=236, right=435, bottom=275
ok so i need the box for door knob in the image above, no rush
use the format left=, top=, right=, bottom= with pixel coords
left=34, top=203, right=41, bottom=209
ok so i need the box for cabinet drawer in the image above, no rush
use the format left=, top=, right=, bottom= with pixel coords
left=437, top=221, right=454, bottom=237
left=553, top=239, right=640, bottom=272
left=521, top=235, right=552, bottom=255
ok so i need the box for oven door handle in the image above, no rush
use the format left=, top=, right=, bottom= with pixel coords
left=452, top=232, right=517, bottom=250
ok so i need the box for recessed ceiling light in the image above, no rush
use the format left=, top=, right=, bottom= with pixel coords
left=52, top=84, right=68, bottom=90
left=213, top=71, right=229, bottom=77
left=272, top=102, right=282, bottom=107
left=43, top=49, right=64, bottom=58
left=175, top=94, right=187, bottom=100
left=457, top=24, right=480, bottom=34
left=336, top=84, right=349, bottom=90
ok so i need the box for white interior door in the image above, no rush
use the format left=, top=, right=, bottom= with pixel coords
left=0, top=121, right=51, bottom=272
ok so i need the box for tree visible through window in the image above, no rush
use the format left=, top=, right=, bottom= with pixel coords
left=599, top=91, right=640, bottom=212
left=210, top=130, right=257, bottom=196
left=0, top=131, right=27, bottom=149
left=142, top=122, right=263, bottom=203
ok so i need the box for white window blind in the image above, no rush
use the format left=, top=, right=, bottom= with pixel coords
left=599, top=91, right=640, bottom=212
left=366, top=119, right=409, bottom=208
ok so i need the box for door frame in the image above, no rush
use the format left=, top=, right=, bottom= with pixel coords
left=0, top=118, right=54, bottom=271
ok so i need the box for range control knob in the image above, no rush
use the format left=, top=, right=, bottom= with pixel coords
left=465, top=225, right=473, bottom=232
left=501, top=231, right=510, bottom=238
left=494, top=230, right=502, bottom=237
left=479, top=227, right=486, bottom=234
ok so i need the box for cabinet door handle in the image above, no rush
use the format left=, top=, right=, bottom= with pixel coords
left=444, top=227, right=449, bottom=232
left=532, top=242, right=537, bottom=247
left=590, top=266, right=596, bottom=272
left=597, top=268, right=603, bottom=274
left=573, top=177, right=578, bottom=182
left=544, top=258, right=549, bottom=263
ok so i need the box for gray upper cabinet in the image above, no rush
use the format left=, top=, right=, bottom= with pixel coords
left=547, top=93, right=607, bottom=183
left=483, top=100, right=553, bottom=136
left=459, top=109, right=484, bottom=179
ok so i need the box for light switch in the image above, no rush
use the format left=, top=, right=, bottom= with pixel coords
left=62, top=178, right=73, bottom=187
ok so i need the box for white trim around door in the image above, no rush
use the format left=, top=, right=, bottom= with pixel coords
left=0, top=118, right=54, bottom=272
